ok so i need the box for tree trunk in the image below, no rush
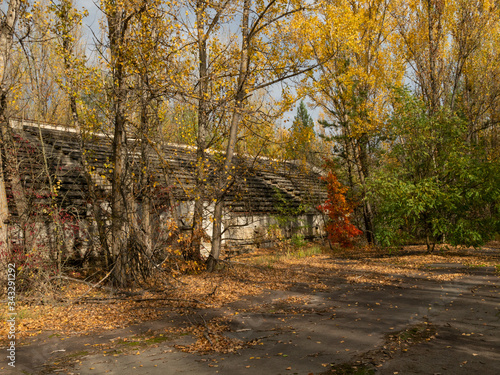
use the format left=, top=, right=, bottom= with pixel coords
left=425, top=234, right=436, bottom=254
left=426, top=0, right=444, bottom=115
left=353, top=134, right=375, bottom=245
left=110, top=108, right=128, bottom=286
left=206, top=200, right=223, bottom=272
left=0, top=138, right=7, bottom=246
left=190, top=0, right=210, bottom=261
left=361, top=200, right=375, bottom=244
left=0, top=0, right=21, bottom=250
left=208, top=0, right=250, bottom=272
left=107, top=5, right=131, bottom=287
left=134, top=87, right=153, bottom=266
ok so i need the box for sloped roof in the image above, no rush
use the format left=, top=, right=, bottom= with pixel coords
left=5, top=119, right=326, bottom=218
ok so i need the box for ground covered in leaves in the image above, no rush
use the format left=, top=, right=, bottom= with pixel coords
left=1, top=241, right=499, bottom=374
left=1, top=242, right=499, bottom=344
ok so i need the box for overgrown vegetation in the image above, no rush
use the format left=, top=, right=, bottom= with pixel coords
left=0, top=0, right=499, bottom=298
left=368, top=90, right=500, bottom=252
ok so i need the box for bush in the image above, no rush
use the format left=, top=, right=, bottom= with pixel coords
left=318, top=171, right=362, bottom=248
left=368, top=90, right=500, bottom=251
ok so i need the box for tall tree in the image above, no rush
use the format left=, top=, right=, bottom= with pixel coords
left=101, top=0, right=150, bottom=286
left=305, top=0, right=403, bottom=244
left=392, top=0, right=500, bottom=120
left=168, top=0, right=236, bottom=260
left=49, top=0, right=116, bottom=270
left=207, top=0, right=251, bottom=271
left=0, top=0, right=27, bottom=248
left=125, top=0, right=186, bottom=262
left=207, top=0, right=319, bottom=270
left=368, top=0, right=500, bottom=250
left=98, top=0, right=186, bottom=284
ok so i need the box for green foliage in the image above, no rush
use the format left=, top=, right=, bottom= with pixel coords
left=293, top=100, right=314, bottom=129
left=368, top=89, right=500, bottom=250
left=269, top=188, right=310, bottom=251
left=290, top=233, right=307, bottom=248
left=286, top=100, right=316, bottom=162
left=272, top=188, right=305, bottom=226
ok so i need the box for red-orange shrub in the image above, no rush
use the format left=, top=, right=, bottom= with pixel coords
left=318, top=172, right=362, bottom=247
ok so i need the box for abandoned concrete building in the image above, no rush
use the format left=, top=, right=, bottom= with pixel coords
left=1, top=118, right=327, bottom=257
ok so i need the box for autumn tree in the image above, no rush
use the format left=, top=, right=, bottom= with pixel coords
left=207, top=0, right=251, bottom=271
left=120, top=0, right=188, bottom=266
left=15, top=1, right=67, bottom=123
left=207, top=0, right=321, bottom=271
left=445, top=1, right=500, bottom=148
left=0, top=0, right=22, bottom=247
left=304, top=0, right=403, bottom=245
left=49, top=0, right=89, bottom=126
left=94, top=0, right=191, bottom=285
left=48, top=0, right=119, bottom=274
left=97, top=0, right=157, bottom=286
left=163, top=0, right=237, bottom=260
left=392, top=0, right=500, bottom=134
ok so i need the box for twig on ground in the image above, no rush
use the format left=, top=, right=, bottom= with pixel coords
left=207, top=285, right=218, bottom=297
left=73, top=264, right=117, bottom=303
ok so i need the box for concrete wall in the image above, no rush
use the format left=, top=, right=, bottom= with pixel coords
left=199, top=208, right=325, bottom=256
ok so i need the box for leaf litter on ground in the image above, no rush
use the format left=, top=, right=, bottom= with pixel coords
left=1, top=242, right=498, bottom=353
